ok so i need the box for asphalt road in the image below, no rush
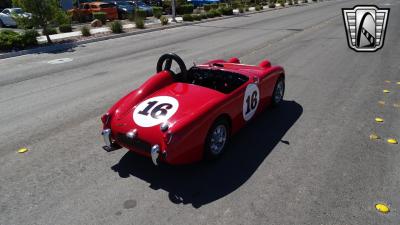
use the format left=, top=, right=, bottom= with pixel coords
left=1, top=0, right=399, bottom=224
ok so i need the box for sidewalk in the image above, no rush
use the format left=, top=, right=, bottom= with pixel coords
left=36, top=17, right=183, bottom=44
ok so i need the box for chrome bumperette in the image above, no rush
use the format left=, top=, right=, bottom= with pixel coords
left=151, top=145, right=160, bottom=166
left=102, top=129, right=112, bottom=147
left=126, top=129, right=138, bottom=139
left=160, top=122, right=169, bottom=132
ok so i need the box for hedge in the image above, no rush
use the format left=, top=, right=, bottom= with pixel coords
left=177, top=4, right=194, bottom=15
left=59, top=24, right=72, bottom=33
left=135, top=9, right=147, bottom=19
left=210, top=3, right=218, bottom=9
left=0, top=29, right=39, bottom=51
left=182, top=14, right=193, bottom=21
left=42, top=27, right=58, bottom=36
left=221, top=7, right=233, bottom=15
left=152, top=7, right=163, bottom=18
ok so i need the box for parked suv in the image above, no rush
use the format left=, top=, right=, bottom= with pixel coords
left=68, top=2, right=118, bottom=22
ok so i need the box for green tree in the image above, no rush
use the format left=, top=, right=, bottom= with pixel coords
left=12, top=0, right=64, bottom=43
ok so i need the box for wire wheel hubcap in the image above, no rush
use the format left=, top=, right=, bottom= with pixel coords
left=274, top=80, right=284, bottom=103
left=210, top=125, right=227, bottom=155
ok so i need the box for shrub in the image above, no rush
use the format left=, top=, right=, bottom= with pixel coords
left=278, top=0, right=285, bottom=6
left=81, top=26, right=91, bottom=36
left=42, top=27, right=57, bottom=36
left=110, top=20, right=123, bottom=33
left=204, top=4, right=212, bottom=11
left=207, top=11, right=215, bottom=18
left=14, top=16, right=34, bottom=29
left=135, top=9, right=147, bottom=19
left=232, top=1, right=241, bottom=9
left=302, top=0, right=308, bottom=3
left=218, top=3, right=228, bottom=8
left=160, top=15, right=169, bottom=25
left=288, top=0, right=293, bottom=5
left=192, top=14, right=202, bottom=21
left=128, top=12, right=135, bottom=21
left=245, top=6, right=249, bottom=11
left=135, top=18, right=145, bottom=29
left=59, top=24, right=72, bottom=33
left=239, top=7, right=244, bottom=13
left=21, top=29, right=39, bottom=47
left=152, top=7, right=163, bottom=18
left=0, top=30, right=21, bottom=50
left=177, top=4, right=194, bottom=15
left=215, top=9, right=222, bottom=16
left=312, top=0, right=317, bottom=2
left=53, top=10, right=71, bottom=26
left=294, top=0, right=299, bottom=4
left=255, top=5, right=262, bottom=11
left=0, top=29, right=39, bottom=51
left=93, top=12, right=107, bottom=24
left=210, top=3, right=218, bottom=9
left=221, top=7, right=233, bottom=15
left=269, top=3, right=276, bottom=8
left=182, top=14, right=193, bottom=21
left=200, top=12, right=208, bottom=19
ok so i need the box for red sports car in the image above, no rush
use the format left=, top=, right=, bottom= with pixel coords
left=101, top=53, right=285, bottom=165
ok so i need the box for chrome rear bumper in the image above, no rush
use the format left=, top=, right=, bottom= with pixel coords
left=102, top=129, right=112, bottom=147
left=101, top=128, right=161, bottom=165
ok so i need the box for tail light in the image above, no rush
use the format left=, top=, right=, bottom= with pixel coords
left=101, top=113, right=111, bottom=127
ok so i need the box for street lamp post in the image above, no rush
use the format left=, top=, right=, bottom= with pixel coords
left=171, top=0, right=177, bottom=22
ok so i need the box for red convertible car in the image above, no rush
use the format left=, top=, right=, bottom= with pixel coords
left=101, top=53, right=285, bottom=165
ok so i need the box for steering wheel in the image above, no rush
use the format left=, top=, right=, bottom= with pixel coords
left=156, top=53, right=188, bottom=82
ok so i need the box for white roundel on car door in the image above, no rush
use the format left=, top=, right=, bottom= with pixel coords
left=243, top=84, right=260, bottom=121
left=133, top=96, right=179, bottom=127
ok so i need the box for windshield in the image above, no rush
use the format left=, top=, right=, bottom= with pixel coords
left=11, top=8, right=24, bottom=14
left=100, top=3, right=115, bottom=8
left=117, top=1, right=130, bottom=6
left=137, top=2, right=147, bottom=7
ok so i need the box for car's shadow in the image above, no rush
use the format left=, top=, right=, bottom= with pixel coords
left=111, top=100, right=303, bottom=208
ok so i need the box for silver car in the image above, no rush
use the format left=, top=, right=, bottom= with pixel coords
left=0, top=8, right=31, bottom=28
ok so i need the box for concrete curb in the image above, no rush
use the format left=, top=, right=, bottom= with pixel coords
left=0, top=2, right=315, bottom=60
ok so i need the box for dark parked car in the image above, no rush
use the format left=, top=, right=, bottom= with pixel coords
left=127, top=1, right=153, bottom=16
left=107, top=1, right=135, bottom=19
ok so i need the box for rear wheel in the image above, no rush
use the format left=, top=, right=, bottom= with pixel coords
left=271, top=77, right=285, bottom=106
left=204, top=118, right=230, bottom=160
left=0, top=19, right=4, bottom=28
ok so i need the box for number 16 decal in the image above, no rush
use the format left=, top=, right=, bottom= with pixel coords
left=133, top=96, right=179, bottom=127
left=243, top=84, right=260, bottom=121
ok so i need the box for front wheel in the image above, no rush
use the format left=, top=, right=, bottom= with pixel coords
left=204, top=118, right=230, bottom=160
left=271, top=77, right=285, bottom=106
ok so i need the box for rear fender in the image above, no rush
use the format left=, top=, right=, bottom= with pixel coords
left=108, top=71, right=174, bottom=118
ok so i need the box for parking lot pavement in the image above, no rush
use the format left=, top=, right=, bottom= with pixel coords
left=0, top=0, right=399, bottom=224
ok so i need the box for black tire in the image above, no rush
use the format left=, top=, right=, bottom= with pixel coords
left=0, top=19, right=4, bottom=28
left=271, top=77, right=285, bottom=106
left=204, top=117, right=230, bottom=160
